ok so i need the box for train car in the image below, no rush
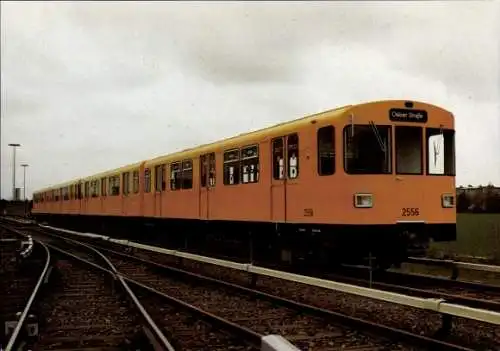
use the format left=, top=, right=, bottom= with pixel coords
left=32, top=100, right=456, bottom=268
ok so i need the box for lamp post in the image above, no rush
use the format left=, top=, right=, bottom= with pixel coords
left=21, top=164, right=29, bottom=217
left=21, top=164, right=29, bottom=200
left=8, top=143, right=21, bottom=200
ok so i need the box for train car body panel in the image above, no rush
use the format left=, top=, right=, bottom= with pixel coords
left=32, top=100, right=457, bottom=268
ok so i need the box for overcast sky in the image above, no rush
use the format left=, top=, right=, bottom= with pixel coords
left=1, top=1, right=499, bottom=199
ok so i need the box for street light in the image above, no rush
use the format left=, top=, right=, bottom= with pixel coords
left=21, top=164, right=29, bottom=200
left=8, top=143, right=21, bottom=200
left=21, top=164, right=29, bottom=217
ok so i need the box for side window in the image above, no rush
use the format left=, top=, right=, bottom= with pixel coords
left=90, top=180, right=97, bottom=198
left=123, top=172, right=130, bottom=196
left=133, top=170, right=139, bottom=194
left=200, top=154, right=207, bottom=188
left=318, top=126, right=335, bottom=176
left=111, top=175, right=120, bottom=196
left=84, top=182, right=90, bottom=198
left=241, top=145, right=259, bottom=183
left=287, top=134, right=299, bottom=179
left=208, top=152, right=216, bottom=187
left=200, top=153, right=216, bottom=188
left=144, top=168, right=151, bottom=193
left=154, top=165, right=166, bottom=192
left=182, top=160, right=193, bottom=189
left=272, top=138, right=285, bottom=180
left=101, top=178, right=107, bottom=197
left=170, top=162, right=181, bottom=190
left=223, top=149, right=240, bottom=185
left=63, top=187, right=69, bottom=201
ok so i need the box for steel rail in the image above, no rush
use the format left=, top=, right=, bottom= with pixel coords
left=4, top=238, right=50, bottom=351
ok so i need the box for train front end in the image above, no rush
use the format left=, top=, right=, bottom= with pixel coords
left=338, top=100, right=456, bottom=267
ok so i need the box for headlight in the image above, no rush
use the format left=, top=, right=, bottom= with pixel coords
left=354, top=193, right=373, bottom=208
left=442, top=194, right=455, bottom=208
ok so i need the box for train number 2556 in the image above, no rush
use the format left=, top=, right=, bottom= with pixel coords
left=401, top=208, right=420, bottom=217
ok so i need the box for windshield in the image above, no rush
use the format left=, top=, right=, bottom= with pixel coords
left=427, top=128, right=455, bottom=176
left=395, top=126, right=423, bottom=175
left=344, top=124, right=392, bottom=174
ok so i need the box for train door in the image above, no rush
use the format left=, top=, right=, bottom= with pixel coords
left=271, top=135, right=300, bottom=223
left=154, top=164, right=164, bottom=217
left=199, top=153, right=215, bottom=220
left=271, top=137, right=286, bottom=222
left=82, top=181, right=90, bottom=214
left=394, top=126, right=425, bottom=221
left=121, top=173, right=126, bottom=216
left=76, top=183, right=82, bottom=214
left=100, top=178, right=107, bottom=215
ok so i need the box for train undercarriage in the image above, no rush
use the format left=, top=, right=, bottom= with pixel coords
left=32, top=214, right=456, bottom=270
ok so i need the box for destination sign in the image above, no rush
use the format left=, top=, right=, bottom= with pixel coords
left=389, top=108, right=428, bottom=123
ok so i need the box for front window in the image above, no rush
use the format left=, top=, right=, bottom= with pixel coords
left=344, top=124, right=392, bottom=174
left=395, top=126, right=423, bottom=174
left=427, top=128, right=455, bottom=176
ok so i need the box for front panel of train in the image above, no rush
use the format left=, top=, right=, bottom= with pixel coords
left=343, top=100, right=456, bottom=266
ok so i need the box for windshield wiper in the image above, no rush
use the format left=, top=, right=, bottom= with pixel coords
left=369, top=120, right=387, bottom=154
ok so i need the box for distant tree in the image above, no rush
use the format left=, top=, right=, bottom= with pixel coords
left=456, top=192, right=470, bottom=212
left=485, top=184, right=500, bottom=213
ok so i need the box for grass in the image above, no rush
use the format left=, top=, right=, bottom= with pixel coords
left=428, top=213, right=500, bottom=263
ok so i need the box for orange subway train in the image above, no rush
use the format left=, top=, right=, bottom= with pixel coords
left=32, top=100, right=457, bottom=268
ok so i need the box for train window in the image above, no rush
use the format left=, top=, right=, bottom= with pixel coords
left=100, top=178, right=106, bottom=197
left=144, top=169, right=151, bottom=193
left=182, top=160, right=193, bottom=189
left=170, top=162, right=181, bottom=190
left=200, top=155, right=208, bottom=188
left=162, top=165, right=166, bottom=190
left=272, top=138, right=285, bottom=180
left=426, top=128, right=455, bottom=176
left=84, top=182, right=90, bottom=198
left=241, top=145, right=259, bottom=184
left=224, top=149, right=240, bottom=185
left=208, top=153, right=216, bottom=187
left=123, top=172, right=130, bottom=196
left=287, top=134, right=299, bottom=179
left=133, top=170, right=139, bottom=194
left=318, top=126, right=335, bottom=176
left=63, top=187, right=69, bottom=201
left=154, top=165, right=166, bottom=192
left=201, top=153, right=216, bottom=187
left=91, top=180, right=98, bottom=197
left=109, top=175, right=120, bottom=196
left=396, top=126, right=422, bottom=175
left=344, top=124, right=392, bottom=174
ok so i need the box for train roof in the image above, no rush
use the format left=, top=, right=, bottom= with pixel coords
left=145, top=104, right=351, bottom=166
left=35, top=161, right=144, bottom=193
left=33, top=99, right=453, bottom=193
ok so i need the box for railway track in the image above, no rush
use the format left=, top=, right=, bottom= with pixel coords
left=83, top=236, right=500, bottom=351
left=0, top=223, right=172, bottom=351
left=320, top=265, right=500, bottom=312
left=5, top=220, right=500, bottom=350
left=31, top=256, right=150, bottom=350
left=105, top=250, right=420, bottom=350
left=22, top=225, right=467, bottom=350
left=0, top=228, right=47, bottom=350
left=15, top=227, right=274, bottom=350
